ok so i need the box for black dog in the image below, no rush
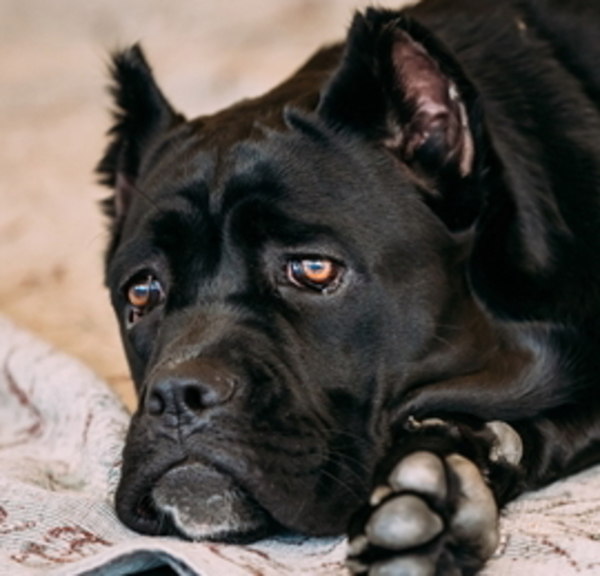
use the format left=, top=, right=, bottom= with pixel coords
left=98, top=0, right=600, bottom=573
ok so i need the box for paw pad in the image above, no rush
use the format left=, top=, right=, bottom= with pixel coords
left=366, top=494, right=443, bottom=550
left=347, top=450, right=499, bottom=575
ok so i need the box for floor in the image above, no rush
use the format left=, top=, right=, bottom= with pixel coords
left=0, top=0, right=407, bottom=411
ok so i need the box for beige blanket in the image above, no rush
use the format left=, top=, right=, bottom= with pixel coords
left=2, top=315, right=600, bottom=575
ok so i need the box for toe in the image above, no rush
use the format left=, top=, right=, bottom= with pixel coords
left=366, top=494, right=443, bottom=550
left=387, top=451, right=447, bottom=500
left=369, top=555, right=435, bottom=576
left=446, top=454, right=499, bottom=557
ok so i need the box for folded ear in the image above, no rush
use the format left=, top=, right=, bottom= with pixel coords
left=319, top=9, right=482, bottom=228
left=97, top=45, right=184, bottom=222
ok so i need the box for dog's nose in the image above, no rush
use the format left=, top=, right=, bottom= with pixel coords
left=145, top=359, right=238, bottom=417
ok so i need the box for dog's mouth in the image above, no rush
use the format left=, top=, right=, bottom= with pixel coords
left=153, top=462, right=274, bottom=542
left=117, top=460, right=275, bottom=543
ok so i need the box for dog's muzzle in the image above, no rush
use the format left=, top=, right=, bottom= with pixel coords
left=116, top=358, right=275, bottom=541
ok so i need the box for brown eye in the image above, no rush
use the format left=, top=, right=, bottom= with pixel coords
left=125, top=275, right=165, bottom=327
left=286, top=259, right=343, bottom=292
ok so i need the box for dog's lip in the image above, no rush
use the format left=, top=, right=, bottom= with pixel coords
left=115, top=464, right=180, bottom=536
left=151, top=460, right=274, bottom=542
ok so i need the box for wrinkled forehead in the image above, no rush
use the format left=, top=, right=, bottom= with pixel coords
left=134, top=111, right=437, bottom=248
left=221, top=119, right=444, bottom=247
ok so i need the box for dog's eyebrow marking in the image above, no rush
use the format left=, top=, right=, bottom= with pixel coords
left=218, top=164, right=287, bottom=218
left=149, top=208, right=204, bottom=246
left=177, top=182, right=211, bottom=212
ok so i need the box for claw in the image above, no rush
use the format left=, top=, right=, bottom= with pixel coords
left=346, top=557, right=369, bottom=574
left=370, top=485, right=394, bottom=506
left=486, top=421, right=523, bottom=465
left=348, top=534, right=370, bottom=556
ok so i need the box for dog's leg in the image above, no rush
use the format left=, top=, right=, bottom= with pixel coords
left=346, top=323, right=600, bottom=574
left=346, top=419, right=523, bottom=576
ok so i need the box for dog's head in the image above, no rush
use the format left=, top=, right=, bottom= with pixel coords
left=99, top=10, right=489, bottom=542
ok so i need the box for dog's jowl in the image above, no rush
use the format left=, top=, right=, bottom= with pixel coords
left=98, top=0, right=600, bottom=573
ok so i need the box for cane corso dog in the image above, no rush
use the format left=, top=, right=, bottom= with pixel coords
left=98, top=0, right=600, bottom=573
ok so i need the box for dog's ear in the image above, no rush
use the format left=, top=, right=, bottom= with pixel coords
left=319, top=10, right=482, bottom=227
left=97, top=45, right=184, bottom=222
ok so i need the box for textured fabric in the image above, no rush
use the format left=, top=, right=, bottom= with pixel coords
left=1, top=316, right=600, bottom=576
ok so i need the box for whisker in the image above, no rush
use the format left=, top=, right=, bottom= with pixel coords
left=318, top=467, right=364, bottom=501
left=327, top=449, right=372, bottom=478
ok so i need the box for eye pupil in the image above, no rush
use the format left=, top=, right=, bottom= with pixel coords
left=286, top=258, right=342, bottom=291
left=303, top=260, right=331, bottom=282
left=125, top=274, right=165, bottom=327
left=130, top=284, right=149, bottom=306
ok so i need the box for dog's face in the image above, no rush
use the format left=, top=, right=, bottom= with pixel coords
left=100, top=12, right=485, bottom=542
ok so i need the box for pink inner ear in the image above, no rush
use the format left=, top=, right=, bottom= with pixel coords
left=115, top=172, right=135, bottom=220
left=390, top=30, right=474, bottom=176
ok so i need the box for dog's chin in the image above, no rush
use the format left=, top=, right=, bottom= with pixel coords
left=152, top=462, right=273, bottom=543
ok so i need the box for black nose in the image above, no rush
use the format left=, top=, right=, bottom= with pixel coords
left=144, top=359, right=238, bottom=418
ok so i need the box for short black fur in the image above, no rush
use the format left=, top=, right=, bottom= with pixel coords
left=97, top=1, right=600, bottom=573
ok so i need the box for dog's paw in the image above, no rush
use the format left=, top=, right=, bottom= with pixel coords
left=346, top=451, right=499, bottom=576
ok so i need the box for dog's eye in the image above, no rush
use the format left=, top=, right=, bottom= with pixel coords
left=124, top=274, right=165, bottom=327
left=286, top=259, right=343, bottom=292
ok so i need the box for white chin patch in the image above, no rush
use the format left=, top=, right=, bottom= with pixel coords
left=152, top=462, right=269, bottom=540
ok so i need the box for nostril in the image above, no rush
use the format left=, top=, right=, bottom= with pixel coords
left=181, top=378, right=236, bottom=411
left=147, top=390, right=166, bottom=416
left=182, top=384, right=203, bottom=411
left=144, top=362, right=239, bottom=418
left=145, top=379, right=232, bottom=417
